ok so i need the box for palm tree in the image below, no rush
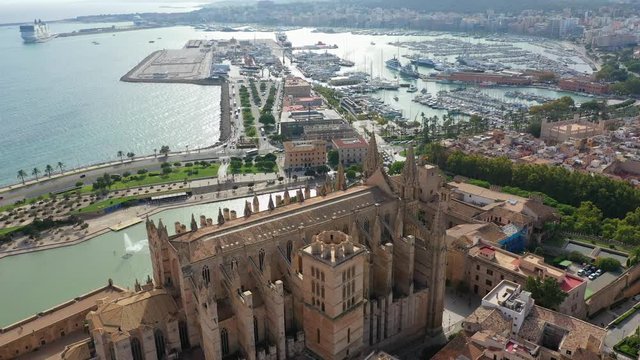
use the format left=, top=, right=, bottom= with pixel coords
left=127, top=152, right=135, bottom=161
left=153, top=148, right=157, bottom=158
left=17, top=170, right=27, bottom=184
left=117, top=150, right=124, bottom=163
left=57, top=161, right=65, bottom=174
left=45, top=164, right=54, bottom=178
left=32, top=167, right=41, bottom=181
left=159, top=145, right=170, bottom=157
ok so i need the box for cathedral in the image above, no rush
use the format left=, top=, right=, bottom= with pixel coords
left=91, top=136, right=451, bottom=360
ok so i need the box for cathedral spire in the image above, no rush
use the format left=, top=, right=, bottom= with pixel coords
left=244, top=200, right=252, bottom=218
left=363, top=131, right=382, bottom=178
left=190, top=214, right=198, bottom=232
left=268, top=194, right=275, bottom=211
left=217, top=208, right=225, bottom=225
left=402, top=145, right=418, bottom=185
left=336, top=163, right=347, bottom=191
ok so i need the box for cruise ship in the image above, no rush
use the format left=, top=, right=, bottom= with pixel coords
left=19, top=19, right=56, bottom=43
left=385, top=57, right=402, bottom=71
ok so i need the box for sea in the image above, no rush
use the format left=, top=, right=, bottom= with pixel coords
left=0, top=18, right=594, bottom=187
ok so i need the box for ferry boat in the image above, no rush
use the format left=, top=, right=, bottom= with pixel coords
left=385, top=57, right=402, bottom=71
left=19, top=19, right=56, bottom=43
left=406, top=85, right=418, bottom=93
left=410, top=58, right=436, bottom=67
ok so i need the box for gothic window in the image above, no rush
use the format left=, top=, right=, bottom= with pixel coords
left=202, top=265, right=210, bottom=285
left=154, top=330, right=166, bottom=360
left=347, top=328, right=351, bottom=343
left=317, top=329, right=320, bottom=343
left=286, top=240, right=293, bottom=262
left=253, top=316, right=259, bottom=345
left=231, top=258, right=238, bottom=272
left=221, top=328, right=229, bottom=356
left=343, top=224, right=349, bottom=234
left=179, top=321, right=190, bottom=350
left=130, top=338, right=143, bottom=360
left=258, top=249, right=265, bottom=271
left=384, top=213, right=390, bottom=225
left=109, top=343, right=117, bottom=360
left=363, top=219, right=370, bottom=234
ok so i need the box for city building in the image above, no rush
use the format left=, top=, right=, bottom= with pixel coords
left=138, top=143, right=450, bottom=359
left=447, top=181, right=558, bottom=250
left=283, top=140, right=327, bottom=170
left=540, top=115, right=609, bottom=143
left=332, top=137, right=369, bottom=165
left=280, top=108, right=357, bottom=141
left=433, top=280, right=606, bottom=360
left=558, top=78, right=609, bottom=95
left=283, top=76, right=312, bottom=98
left=445, top=225, right=587, bottom=318
left=0, top=283, right=125, bottom=360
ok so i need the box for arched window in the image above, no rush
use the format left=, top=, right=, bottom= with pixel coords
left=347, top=328, right=351, bottom=343
left=178, top=321, right=190, bottom=350
left=109, top=343, right=117, bottom=360
left=231, top=258, right=238, bottom=273
left=202, top=265, right=210, bottom=285
left=317, top=329, right=320, bottom=343
left=154, top=330, right=166, bottom=360
left=363, top=219, right=370, bottom=234
left=343, top=224, right=349, bottom=234
left=130, top=338, right=143, bottom=360
left=286, top=241, right=293, bottom=262
left=253, top=316, right=259, bottom=345
left=258, top=249, right=265, bottom=271
left=221, top=328, right=229, bottom=356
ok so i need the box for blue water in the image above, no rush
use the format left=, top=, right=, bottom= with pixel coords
left=0, top=22, right=221, bottom=186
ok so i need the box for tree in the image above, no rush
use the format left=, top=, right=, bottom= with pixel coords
left=346, top=169, right=357, bottom=180
left=328, top=150, right=339, bottom=168
left=126, top=152, right=135, bottom=161
left=159, top=145, right=170, bottom=157
left=17, top=169, right=27, bottom=184
left=44, top=164, right=54, bottom=178
left=57, top=161, right=65, bottom=174
left=628, top=246, right=640, bottom=267
left=153, top=148, right=157, bottom=158
left=595, top=257, right=621, bottom=272
left=524, top=276, right=568, bottom=310
left=32, top=167, right=41, bottom=181
left=117, top=150, right=124, bottom=163
left=388, top=161, right=405, bottom=175
left=259, top=112, right=276, bottom=125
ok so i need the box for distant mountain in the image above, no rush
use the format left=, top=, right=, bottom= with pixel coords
left=355, top=0, right=611, bottom=12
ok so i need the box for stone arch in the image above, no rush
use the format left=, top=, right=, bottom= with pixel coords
left=221, top=328, right=230, bottom=356
left=286, top=240, right=293, bottom=262
left=130, top=337, right=143, bottom=360
left=258, top=249, right=265, bottom=271
left=202, top=265, right=210, bottom=285
left=154, top=329, right=166, bottom=360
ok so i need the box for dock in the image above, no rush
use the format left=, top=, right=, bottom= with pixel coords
left=109, top=218, right=143, bottom=232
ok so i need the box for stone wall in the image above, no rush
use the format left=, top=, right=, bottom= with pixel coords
left=586, top=263, right=640, bottom=317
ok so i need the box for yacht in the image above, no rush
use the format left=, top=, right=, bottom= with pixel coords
left=406, top=85, right=418, bottom=93
left=399, top=63, right=420, bottom=78
left=410, top=58, right=436, bottom=67
left=385, top=57, right=402, bottom=71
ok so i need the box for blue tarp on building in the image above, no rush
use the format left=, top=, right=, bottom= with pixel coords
left=499, top=223, right=527, bottom=253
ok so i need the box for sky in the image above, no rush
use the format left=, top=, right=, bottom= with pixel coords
left=0, top=0, right=212, bottom=24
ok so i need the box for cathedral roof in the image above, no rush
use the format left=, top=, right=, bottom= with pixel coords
left=87, top=289, right=178, bottom=334
left=174, top=185, right=395, bottom=262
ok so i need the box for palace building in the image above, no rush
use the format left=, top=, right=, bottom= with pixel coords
left=91, top=137, right=452, bottom=360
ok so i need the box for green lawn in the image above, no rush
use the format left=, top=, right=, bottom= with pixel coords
left=0, top=226, right=24, bottom=236
left=614, top=330, right=640, bottom=358
left=106, top=164, right=219, bottom=191
left=73, top=195, right=141, bottom=214
left=0, top=194, right=52, bottom=213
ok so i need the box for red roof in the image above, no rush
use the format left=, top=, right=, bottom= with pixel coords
left=332, top=137, right=367, bottom=149
left=560, top=274, right=584, bottom=292
left=479, top=246, right=495, bottom=256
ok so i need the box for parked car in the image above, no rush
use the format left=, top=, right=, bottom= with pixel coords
left=588, top=274, right=597, bottom=280
left=577, top=269, right=585, bottom=276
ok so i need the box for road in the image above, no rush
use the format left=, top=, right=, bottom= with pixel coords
left=0, top=148, right=246, bottom=207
